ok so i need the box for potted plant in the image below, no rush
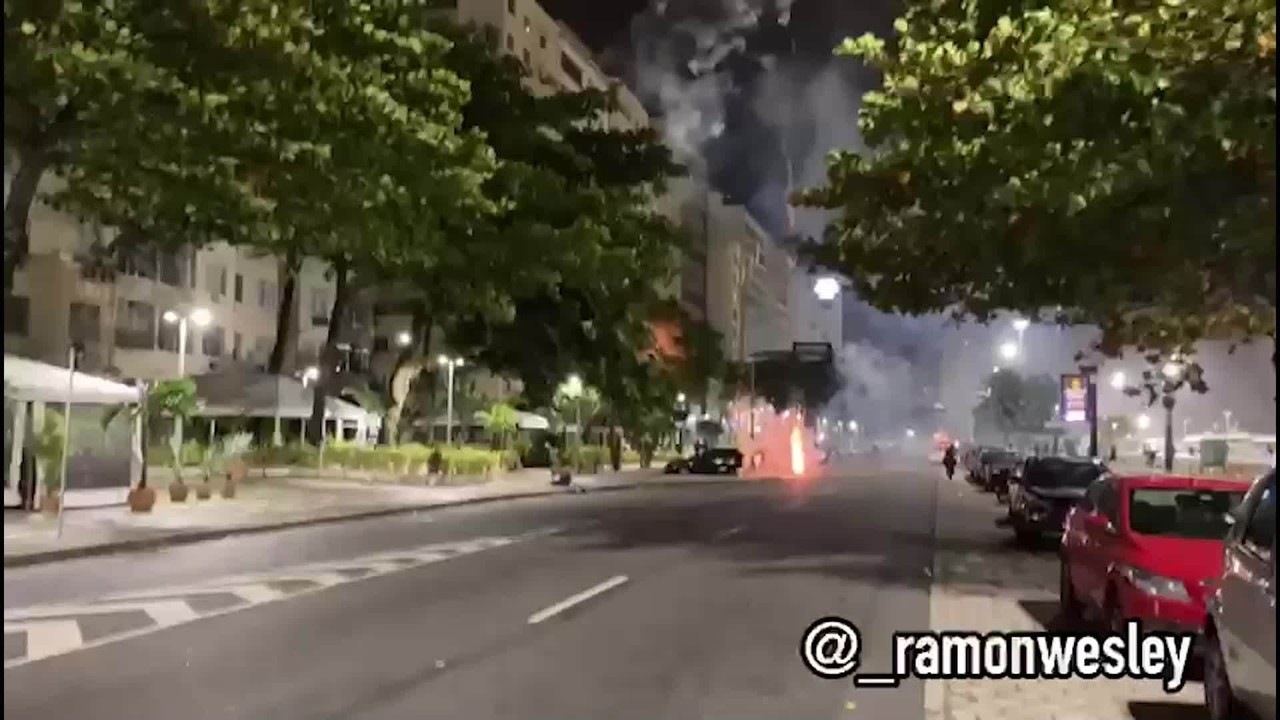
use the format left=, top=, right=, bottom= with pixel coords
left=166, top=433, right=189, bottom=502
left=196, top=441, right=218, bottom=500
left=103, top=379, right=198, bottom=512
left=220, top=433, right=253, bottom=498
left=33, top=410, right=65, bottom=516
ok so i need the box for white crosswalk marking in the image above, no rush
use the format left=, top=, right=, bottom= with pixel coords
left=16, top=620, right=83, bottom=661
left=4, top=528, right=560, bottom=669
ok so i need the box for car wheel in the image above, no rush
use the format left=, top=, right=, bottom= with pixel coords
left=1203, top=625, right=1238, bottom=720
left=1058, top=560, right=1083, bottom=622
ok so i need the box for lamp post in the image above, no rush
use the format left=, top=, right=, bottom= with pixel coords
left=563, top=373, right=585, bottom=445
left=161, top=306, right=211, bottom=450
left=1012, top=317, right=1030, bottom=355
left=1161, top=360, right=1184, bottom=471
left=438, top=355, right=465, bottom=445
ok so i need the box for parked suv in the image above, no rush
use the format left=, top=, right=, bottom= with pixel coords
left=1007, top=457, right=1106, bottom=545
left=1060, top=473, right=1249, bottom=634
left=1203, top=469, right=1275, bottom=720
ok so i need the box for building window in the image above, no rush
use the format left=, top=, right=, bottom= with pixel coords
left=68, top=302, right=101, bottom=343
left=202, top=326, right=225, bottom=357
left=506, top=33, right=514, bottom=51
left=373, top=336, right=389, bottom=352
left=234, top=273, right=244, bottom=303
left=311, top=289, right=330, bottom=326
left=158, top=321, right=180, bottom=353
left=208, top=266, right=227, bottom=301
left=506, top=0, right=514, bottom=13
left=560, top=52, right=583, bottom=87
left=483, top=25, right=500, bottom=48
left=4, top=295, right=29, bottom=336
left=115, top=300, right=156, bottom=349
left=522, top=49, right=531, bottom=65
left=524, top=16, right=531, bottom=32
left=233, top=332, right=244, bottom=361
left=540, top=35, right=547, bottom=49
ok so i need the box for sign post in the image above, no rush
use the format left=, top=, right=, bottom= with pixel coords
left=1060, top=373, right=1099, bottom=458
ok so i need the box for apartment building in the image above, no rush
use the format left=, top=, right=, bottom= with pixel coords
left=2, top=166, right=350, bottom=383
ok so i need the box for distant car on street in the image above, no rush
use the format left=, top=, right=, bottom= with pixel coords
left=973, top=448, right=1020, bottom=493
left=1006, top=457, right=1106, bottom=544
left=1203, top=469, right=1275, bottom=720
left=1060, top=472, right=1250, bottom=639
left=663, top=448, right=743, bottom=475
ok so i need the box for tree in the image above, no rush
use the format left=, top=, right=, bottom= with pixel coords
left=4, top=0, right=288, bottom=291
left=482, top=401, right=519, bottom=450
left=972, top=369, right=1057, bottom=439
left=800, top=0, right=1276, bottom=366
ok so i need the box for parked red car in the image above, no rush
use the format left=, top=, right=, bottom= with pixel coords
left=1060, top=473, right=1250, bottom=633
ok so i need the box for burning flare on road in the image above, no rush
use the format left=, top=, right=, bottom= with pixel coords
left=790, top=423, right=806, bottom=476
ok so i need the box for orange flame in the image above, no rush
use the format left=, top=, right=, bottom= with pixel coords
left=790, top=423, right=806, bottom=476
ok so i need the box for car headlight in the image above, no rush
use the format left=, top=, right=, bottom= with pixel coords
left=1117, top=564, right=1191, bottom=602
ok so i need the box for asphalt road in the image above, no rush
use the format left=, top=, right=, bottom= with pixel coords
left=4, top=463, right=938, bottom=720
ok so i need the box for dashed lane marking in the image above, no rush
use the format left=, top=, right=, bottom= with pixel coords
left=3, top=527, right=561, bottom=669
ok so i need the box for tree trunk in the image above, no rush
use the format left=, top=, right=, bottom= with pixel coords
left=306, top=260, right=349, bottom=444
left=268, top=254, right=300, bottom=375
left=379, top=306, right=433, bottom=445
left=3, top=145, right=53, bottom=294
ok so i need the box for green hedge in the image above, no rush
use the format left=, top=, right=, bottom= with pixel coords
left=244, top=442, right=510, bottom=477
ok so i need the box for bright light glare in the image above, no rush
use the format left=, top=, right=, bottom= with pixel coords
left=676, top=392, right=686, bottom=403
left=905, top=428, right=916, bottom=438
left=395, top=331, right=412, bottom=347
left=1137, top=414, right=1152, bottom=430
left=1012, top=318, right=1030, bottom=332
left=998, top=341, right=1019, bottom=361
left=437, top=354, right=449, bottom=366
left=789, top=424, right=805, bottom=475
left=813, top=276, right=841, bottom=301
left=189, top=307, right=213, bottom=327
left=1162, top=361, right=1184, bottom=379
left=848, top=420, right=858, bottom=431
left=302, top=366, right=320, bottom=381
left=1109, top=371, right=1126, bottom=390
left=162, top=310, right=180, bottom=324
left=563, top=373, right=584, bottom=397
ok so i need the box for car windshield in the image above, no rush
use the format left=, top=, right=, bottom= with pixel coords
left=1026, top=460, right=1103, bottom=488
left=1128, top=488, right=1246, bottom=540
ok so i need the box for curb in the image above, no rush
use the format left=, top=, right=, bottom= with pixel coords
left=3, top=474, right=747, bottom=569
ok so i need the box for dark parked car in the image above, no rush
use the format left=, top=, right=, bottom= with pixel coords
left=664, top=448, right=743, bottom=475
left=1007, top=457, right=1107, bottom=544
left=975, top=449, right=1020, bottom=493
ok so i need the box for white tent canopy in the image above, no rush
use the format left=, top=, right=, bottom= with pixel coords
left=3, top=354, right=141, bottom=405
left=191, top=371, right=371, bottom=421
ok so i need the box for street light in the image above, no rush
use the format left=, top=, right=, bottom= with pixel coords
left=301, top=365, right=320, bottom=387
left=998, top=341, right=1019, bottom=362
left=676, top=392, right=686, bottom=404
left=813, top=276, right=841, bottom=302
left=1012, top=318, right=1030, bottom=334
left=162, top=306, right=212, bottom=449
left=1137, top=413, right=1152, bottom=430
left=395, top=331, right=413, bottom=348
left=1109, top=371, right=1127, bottom=390
left=905, top=428, right=916, bottom=438
left=1162, top=360, right=1184, bottom=380
left=563, top=373, right=585, bottom=439
left=437, top=355, right=465, bottom=445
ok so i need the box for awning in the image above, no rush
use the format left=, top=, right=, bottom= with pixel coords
left=3, top=354, right=141, bottom=405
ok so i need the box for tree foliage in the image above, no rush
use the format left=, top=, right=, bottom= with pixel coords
left=972, top=369, right=1058, bottom=435
left=801, top=0, right=1276, bottom=361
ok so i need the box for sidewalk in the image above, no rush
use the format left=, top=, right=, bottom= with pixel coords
left=4, top=467, right=736, bottom=567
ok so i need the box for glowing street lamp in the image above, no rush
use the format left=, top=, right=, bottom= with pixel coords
left=1109, top=370, right=1127, bottom=390
left=562, top=373, right=585, bottom=441
left=301, top=365, right=321, bottom=387
left=813, top=276, right=841, bottom=302
left=1162, top=360, right=1185, bottom=380
left=1137, top=413, right=1152, bottom=431
left=998, top=341, right=1019, bottom=362
left=162, top=306, right=212, bottom=448
left=437, top=355, right=465, bottom=444
left=395, top=330, right=413, bottom=348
